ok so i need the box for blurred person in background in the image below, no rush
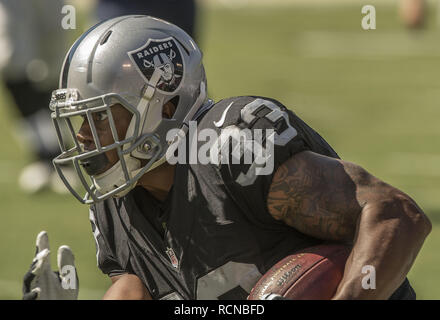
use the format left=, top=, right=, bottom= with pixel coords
left=0, top=0, right=70, bottom=193
left=95, top=0, right=197, bottom=39
left=400, top=0, right=426, bottom=29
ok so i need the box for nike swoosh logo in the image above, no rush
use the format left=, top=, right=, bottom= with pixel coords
left=213, top=102, right=234, bottom=128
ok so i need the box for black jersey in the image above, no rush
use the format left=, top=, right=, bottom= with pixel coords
left=89, top=96, right=415, bottom=300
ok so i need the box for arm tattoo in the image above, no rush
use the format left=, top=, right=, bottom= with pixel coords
left=267, top=151, right=379, bottom=242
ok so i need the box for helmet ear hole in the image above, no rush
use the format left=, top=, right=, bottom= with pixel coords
left=163, top=96, right=179, bottom=119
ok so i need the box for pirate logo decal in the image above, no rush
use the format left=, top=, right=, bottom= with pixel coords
left=128, top=37, right=184, bottom=93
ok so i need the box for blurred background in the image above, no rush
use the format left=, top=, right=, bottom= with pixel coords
left=0, top=0, right=439, bottom=299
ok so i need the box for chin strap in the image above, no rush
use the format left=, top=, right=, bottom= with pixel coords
left=125, top=67, right=163, bottom=146
left=181, top=82, right=207, bottom=134
left=92, top=154, right=141, bottom=198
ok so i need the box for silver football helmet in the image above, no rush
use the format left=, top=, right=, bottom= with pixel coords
left=50, top=15, right=207, bottom=204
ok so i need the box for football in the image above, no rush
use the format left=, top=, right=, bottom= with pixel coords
left=248, top=244, right=351, bottom=300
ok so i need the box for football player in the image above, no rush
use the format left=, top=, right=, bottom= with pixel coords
left=25, top=15, right=431, bottom=300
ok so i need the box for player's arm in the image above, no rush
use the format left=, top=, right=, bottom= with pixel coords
left=267, top=150, right=432, bottom=299
left=102, top=273, right=152, bottom=300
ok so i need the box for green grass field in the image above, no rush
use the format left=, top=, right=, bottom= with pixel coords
left=0, top=2, right=439, bottom=299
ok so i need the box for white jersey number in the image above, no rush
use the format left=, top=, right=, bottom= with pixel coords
left=196, top=262, right=262, bottom=300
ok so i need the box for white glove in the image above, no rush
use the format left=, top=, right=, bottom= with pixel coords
left=22, top=231, right=79, bottom=300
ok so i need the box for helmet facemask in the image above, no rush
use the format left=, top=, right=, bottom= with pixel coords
left=50, top=89, right=163, bottom=204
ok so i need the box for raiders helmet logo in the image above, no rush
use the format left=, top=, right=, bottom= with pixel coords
left=128, top=37, right=184, bottom=93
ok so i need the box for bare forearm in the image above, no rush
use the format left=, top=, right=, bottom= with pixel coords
left=103, top=274, right=152, bottom=300
left=268, top=152, right=432, bottom=300
left=333, top=196, right=431, bottom=299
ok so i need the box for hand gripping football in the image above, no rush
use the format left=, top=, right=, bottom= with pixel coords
left=248, top=244, right=351, bottom=300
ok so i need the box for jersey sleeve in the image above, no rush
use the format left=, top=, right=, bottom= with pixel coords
left=89, top=204, right=128, bottom=277
left=214, top=96, right=339, bottom=229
